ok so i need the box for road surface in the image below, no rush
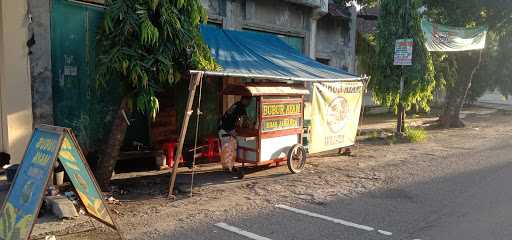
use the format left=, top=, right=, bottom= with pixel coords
left=167, top=123, right=512, bottom=239
left=50, top=111, right=512, bottom=240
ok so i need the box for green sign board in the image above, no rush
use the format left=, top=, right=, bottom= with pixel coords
left=0, top=126, right=119, bottom=240
left=262, top=102, right=302, bottom=117
left=262, top=117, right=302, bottom=132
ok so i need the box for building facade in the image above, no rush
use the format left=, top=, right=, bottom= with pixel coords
left=201, top=0, right=358, bottom=73
left=0, top=0, right=35, bottom=163
left=201, top=0, right=359, bottom=122
left=0, top=0, right=359, bottom=163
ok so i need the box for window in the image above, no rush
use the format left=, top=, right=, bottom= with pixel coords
left=276, top=35, right=305, bottom=54
left=316, top=58, right=331, bottom=66
left=244, top=29, right=305, bottom=54
left=206, top=22, right=222, bottom=28
left=75, top=0, right=105, bottom=5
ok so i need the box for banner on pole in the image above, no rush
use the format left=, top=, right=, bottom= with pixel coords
left=394, top=39, right=414, bottom=66
left=421, top=18, right=488, bottom=52
left=309, top=82, right=364, bottom=154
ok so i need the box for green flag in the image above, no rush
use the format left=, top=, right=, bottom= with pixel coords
left=421, top=18, right=488, bottom=52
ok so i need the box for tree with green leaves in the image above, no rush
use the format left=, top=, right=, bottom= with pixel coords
left=372, top=0, right=436, bottom=133
left=95, top=0, right=218, bottom=189
left=464, top=15, right=512, bottom=105
left=424, top=0, right=512, bottom=127
left=491, top=31, right=512, bottom=97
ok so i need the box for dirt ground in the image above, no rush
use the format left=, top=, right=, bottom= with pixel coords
left=28, top=107, right=510, bottom=239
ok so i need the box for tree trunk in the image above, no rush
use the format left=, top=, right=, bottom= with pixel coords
left=396, top=103, right=405, bottom=134
left=439, top=51, right=483, bottom=128
left=95, top=97, right=130, bottom=190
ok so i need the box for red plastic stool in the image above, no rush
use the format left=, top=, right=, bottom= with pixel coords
left=164, top=140, right=183, bottom=168
left=201, top=137, right=220, bottom=162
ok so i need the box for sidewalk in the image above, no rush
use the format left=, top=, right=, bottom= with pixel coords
left=360, top=106, right=500, bottom=134
left=0, top=106, right=507, bottom=239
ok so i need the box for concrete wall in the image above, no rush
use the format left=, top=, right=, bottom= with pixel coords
left=246, top=0, right=307, bottom=33
left=0, top=0, right=34, bottom=163
left=284, top=0, right=325, bottom=9
left=201, top=0, right=224, bottom=19
left=200, top=0, right=357, bottom=116
left=201, top=0, right=355, bottom=73
left=28, top=0, right=53, bottom=126
left=478, top=91, right=512, bottom=106
left=316, top=15, right=350, bottom=70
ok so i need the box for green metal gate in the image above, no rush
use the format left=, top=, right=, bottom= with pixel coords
left=51, top=0, right=221, bottom=151
left=51, top=0, right=120, bottom=152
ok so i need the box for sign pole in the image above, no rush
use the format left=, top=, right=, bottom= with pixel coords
left=168, top=71, right=203, bottom=198
left=397, top=66, right=405, bottom=134
left=395, top=0, right=410, bottom=135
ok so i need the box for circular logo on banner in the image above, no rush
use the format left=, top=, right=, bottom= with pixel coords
left=327, top=97, right=349, bottom=133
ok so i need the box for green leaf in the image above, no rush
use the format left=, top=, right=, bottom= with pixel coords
left=0, top=202, right=18, bottom=239
left=148, top=0, right=159, bottom=11
left=96, top=0, right=219, bottom=117
left=373, top=0, right=436, bottom=112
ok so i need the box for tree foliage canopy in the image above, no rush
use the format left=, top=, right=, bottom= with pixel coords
left=424, top=0, right=512, bottom=101
left=372, top=0, right=436, bottom=111
left=425, top=0, right=512, bottom=31
left=96, top=0, right=219, bottom=118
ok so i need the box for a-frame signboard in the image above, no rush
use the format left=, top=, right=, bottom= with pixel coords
left=0, top=125, right=122, bottom=240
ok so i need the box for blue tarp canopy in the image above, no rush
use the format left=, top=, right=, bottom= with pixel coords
left=197, top=25, right=362, bottom=82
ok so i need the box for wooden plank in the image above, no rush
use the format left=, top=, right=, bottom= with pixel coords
left=168, top=72, right=203, bottom=197
left=261, top=129, right=303, bottom=139
left=261, top=98, right=303, bottom=104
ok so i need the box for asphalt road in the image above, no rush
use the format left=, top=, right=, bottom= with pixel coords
left=168, top=132, right=512, bottom=240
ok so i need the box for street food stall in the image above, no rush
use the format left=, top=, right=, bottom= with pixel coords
left=168, top=25, right=366, bottom=196
left=222, top=83, right=309, bottom=174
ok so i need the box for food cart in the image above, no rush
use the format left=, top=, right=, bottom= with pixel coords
left=168, top=25, right=366, bottom=196
left=222, top=83, right=309, bottom=174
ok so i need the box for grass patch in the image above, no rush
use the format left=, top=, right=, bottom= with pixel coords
left=405, top=127, right=428, bottom=143
left=361, top=128, right=427, bottom=145
left=367, top=130, right=380, bottom=140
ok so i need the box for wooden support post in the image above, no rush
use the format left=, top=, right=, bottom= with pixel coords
left=168, top=72, right=203, bottom=197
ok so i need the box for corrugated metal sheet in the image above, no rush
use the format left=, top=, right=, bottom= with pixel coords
left=200, top=25, right=361, bottom=82
left=222, top=84, right=309, bottom=96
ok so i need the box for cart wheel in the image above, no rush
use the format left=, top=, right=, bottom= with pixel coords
left=235, top=167, right=245, bottom=179
left=287, top=144, right=307, bottom=174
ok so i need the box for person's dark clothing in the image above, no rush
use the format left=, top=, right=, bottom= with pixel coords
left=220, top=101, right=247, bottom=132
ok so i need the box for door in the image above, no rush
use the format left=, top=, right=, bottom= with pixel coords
left=0, top=82, right=3, bottom=153
left=51, top=0, right=120, bottom=152
left=0, top=4, right=4, bottom=153
left=0, top=81, right=3, bottom=153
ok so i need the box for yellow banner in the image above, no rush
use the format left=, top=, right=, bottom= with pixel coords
left=309, top=82, right=363, bottom=154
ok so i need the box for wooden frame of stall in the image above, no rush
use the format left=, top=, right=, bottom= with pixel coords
left=168, top=71, right=365, bottom=196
